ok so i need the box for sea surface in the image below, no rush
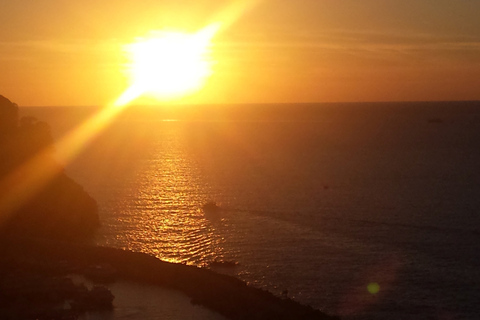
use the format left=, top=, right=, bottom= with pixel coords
left=21, top=102, right=480, bottom=319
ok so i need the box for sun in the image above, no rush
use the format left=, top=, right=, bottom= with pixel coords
left=124, top=25, right=219, bottom=101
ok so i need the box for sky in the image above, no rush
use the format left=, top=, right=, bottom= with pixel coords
left=1, top=0, right=480, bottom=106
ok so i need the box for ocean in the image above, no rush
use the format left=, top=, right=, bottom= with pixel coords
left=20, top=102, right=480, bottom=319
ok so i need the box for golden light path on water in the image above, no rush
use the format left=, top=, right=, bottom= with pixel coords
left=97, top=127, right=226, bottom=264
left=0, top=1, right=259, bottom=262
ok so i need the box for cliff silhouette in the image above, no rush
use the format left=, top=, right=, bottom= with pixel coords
left=0, top=95, right=99, bottom=240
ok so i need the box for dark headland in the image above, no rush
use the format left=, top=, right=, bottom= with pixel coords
left=0, top=95, right=339, bottom=320
left=1, top=237, right=339, bottom=320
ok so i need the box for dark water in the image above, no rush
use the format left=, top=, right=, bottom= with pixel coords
left=21, top=102, right=480, bottom=319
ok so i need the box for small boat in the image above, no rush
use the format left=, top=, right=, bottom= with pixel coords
left=209, top=259, right=239, bottom=268
left=427, top=117, right=444, bottom=124
left=202, top=201, right=220, bottom=213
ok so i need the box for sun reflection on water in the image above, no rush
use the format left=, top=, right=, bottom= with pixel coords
left=97, top=124, right=226, bottom=266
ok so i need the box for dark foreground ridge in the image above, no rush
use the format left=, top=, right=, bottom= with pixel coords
left=0, top=95, right=99, bottom=240
left=1, top=237, right=340, bottom=320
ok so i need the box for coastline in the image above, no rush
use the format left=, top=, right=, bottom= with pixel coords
left=0, top=236, right=339, bottom=320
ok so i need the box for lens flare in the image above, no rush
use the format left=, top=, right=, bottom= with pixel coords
left=367, top=282, right=380, bottom=294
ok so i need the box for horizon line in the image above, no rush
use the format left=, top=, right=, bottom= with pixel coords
left=18, top=99, right=480, bottom=108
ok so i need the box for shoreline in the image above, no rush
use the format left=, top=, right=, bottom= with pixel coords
left=0, top=236, right=339, bottom=320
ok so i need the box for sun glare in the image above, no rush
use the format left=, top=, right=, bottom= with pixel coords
left=125, top=25, right=219, bottom=101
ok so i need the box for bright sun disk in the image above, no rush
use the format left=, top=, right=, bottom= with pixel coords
left=125, top=25, right=218, bottom=101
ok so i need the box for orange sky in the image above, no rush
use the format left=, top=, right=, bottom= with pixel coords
left=1, top=0, right=480, bottom=106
